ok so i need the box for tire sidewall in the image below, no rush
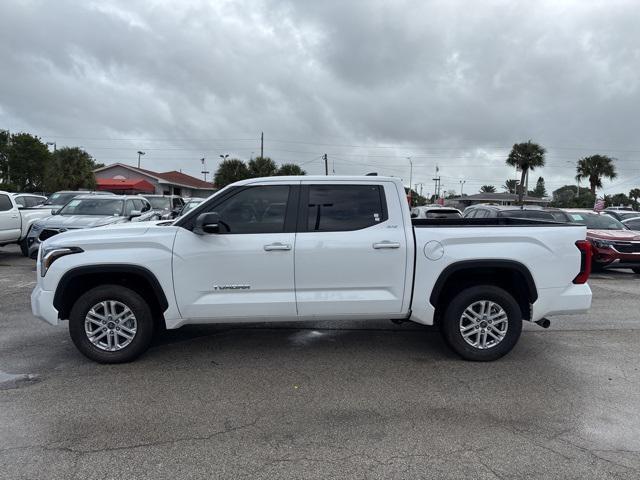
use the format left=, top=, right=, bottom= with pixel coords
left=69, top=285, right=154, bottom=363
left=443, top=285, right=522, bottom=361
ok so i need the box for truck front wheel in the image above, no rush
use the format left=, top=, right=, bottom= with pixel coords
left=68, top=285, right=154, bottom=363
left=441, top=285, right=522, bottom=361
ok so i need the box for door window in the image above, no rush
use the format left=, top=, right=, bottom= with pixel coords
left=0, top=194, right=12, bottom=211
left=305, top=185, right=386, bottom=232
left=14, top=197, right=26, bottom=207
left=124, top=200, right=136, bottom=216
left=212, top=186, right=290, bottom=234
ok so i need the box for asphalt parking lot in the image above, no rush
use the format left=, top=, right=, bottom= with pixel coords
left=1, top=245, right=639, bottom=480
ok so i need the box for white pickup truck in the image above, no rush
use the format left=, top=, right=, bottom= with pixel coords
left=0, top=191, right=53, bottom=255
left=31, top=176, right=592, bottom=363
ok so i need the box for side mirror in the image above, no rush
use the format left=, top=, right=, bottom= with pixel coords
left=52, top=209, right=60, bottom=215
left=194, top=212, right=220, bottom=234
left=129, top=210, right=142, bottom=219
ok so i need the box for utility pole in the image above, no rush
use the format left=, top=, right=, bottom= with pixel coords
left=406, top=156, right=413, bottom=206
left=137, top=150, right=145, bottom=168
left=200, top=158, right=210, bottom=182
left=323, top=153, right=328, bottom=175
left=260, top=132, right=264, bottom=158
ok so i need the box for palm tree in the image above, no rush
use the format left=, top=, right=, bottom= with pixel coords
left=505, top=141, right=546, bottom=204
left=575, top=155, right=617, bottom=195
left=628, top=188, right=640, bottom=202
left=480, top=185, right=496, bottom=193
left=503, top=179, right=519, bottom=194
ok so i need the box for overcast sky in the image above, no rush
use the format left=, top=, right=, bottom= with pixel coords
left=1, top=0, right=639, bottom=195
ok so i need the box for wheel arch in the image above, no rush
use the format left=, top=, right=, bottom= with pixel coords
left=429, top=260, right=537, bottom=323
left=53, top=265, right=169, bottom=324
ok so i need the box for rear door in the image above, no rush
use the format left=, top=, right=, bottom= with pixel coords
left=172, top=183, right=298, bottom=320
left=0, top=193, right=21, bottom=242
left=294, top=181, right=409, bottom=317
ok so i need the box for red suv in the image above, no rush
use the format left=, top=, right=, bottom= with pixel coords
left=565, top=209, right=640, bottom=272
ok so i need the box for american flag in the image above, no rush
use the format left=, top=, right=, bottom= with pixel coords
left=594, top=198, right=605, bottom=212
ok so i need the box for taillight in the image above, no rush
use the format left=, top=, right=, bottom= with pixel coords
left=573, top=240, right=592, bottom=284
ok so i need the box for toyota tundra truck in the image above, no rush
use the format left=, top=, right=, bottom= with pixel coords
left=31, top=176, right=592, bottom=363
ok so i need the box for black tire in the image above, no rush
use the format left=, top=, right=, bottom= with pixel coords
left=441, top=285, right=522, bottom=361
left=632, top=268, right=640, bottom=274
left=591, top=262, right=606, bottom=273
left=69, top=285, right=154, bottom=363
left=19, top=237, right=29, bottom=257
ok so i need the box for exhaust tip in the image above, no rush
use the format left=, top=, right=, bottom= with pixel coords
left=535, top=318, right=551, bottom=329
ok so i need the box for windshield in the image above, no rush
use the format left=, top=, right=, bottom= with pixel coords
left=424, top=210, right=462, bottom=219
left=568, top=212, right=626, bottom=230
left=499, top=210, right=555, bottom=220
left=59, top=198, right=124, bottom=216
left=182, top=200, right=202, bottom=214
left=45, top=192, right=78, bottom=205
left=146, top=197, right=171, bottom=209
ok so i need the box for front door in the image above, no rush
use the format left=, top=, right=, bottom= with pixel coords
left=0, top=194, right=21, bottom=243
left=294, top=181, right=409, bottom=318
left=172, top=184, right=298, bottom=320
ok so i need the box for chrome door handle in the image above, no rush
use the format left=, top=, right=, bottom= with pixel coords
left=264, top=242, right=292, bottom=251
left=11, top=215, right=18, bottom=218
left=373, top=241, right=401, bottom=249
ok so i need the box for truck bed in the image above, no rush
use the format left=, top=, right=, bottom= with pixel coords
left=412, top=217, right=582, bottom=227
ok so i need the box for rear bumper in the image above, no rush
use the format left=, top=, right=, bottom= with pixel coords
left=31, top=286, right=60, bottom=326
left=531, top=283, right=592, bottom=321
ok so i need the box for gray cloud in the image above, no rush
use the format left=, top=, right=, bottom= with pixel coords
left=1, top=0, right=639, bottom=195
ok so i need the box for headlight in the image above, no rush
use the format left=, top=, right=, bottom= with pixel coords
left=39, top=246, right=83, bottom=277
left=593, top=239, right=614, bottom=248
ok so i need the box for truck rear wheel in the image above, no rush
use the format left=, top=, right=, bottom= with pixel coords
left=69, top=285, right=154, bottom=363
left=441, top=285, right=522, bottom=361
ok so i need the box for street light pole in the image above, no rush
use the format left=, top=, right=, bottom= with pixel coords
left=219, top=154, right=229, bottom=163
left=459, top=180, right=466, bottom=196
left=137, top=151, right=145, bottom=168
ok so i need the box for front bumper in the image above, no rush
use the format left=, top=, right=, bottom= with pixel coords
left=31, top=286, right=60, bottom=326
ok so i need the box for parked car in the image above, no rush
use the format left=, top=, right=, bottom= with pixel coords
left=25, top=195, right=155, bottom=258
left=11, top=193, right=47, bottom=208
left=34, top=190, right=115, bottom=211
left=411, top=205, right=462, bottom=219
left=622, top=217, right=640, bottom=230
left=31, top=176, right=591, bottom=363
left=140, top=195, right=185, bottom=219
left=602, top=209, right=640, bottom=221
left=564, top=209, right=640, bottom=272
left=178, top=197, right=204, bottom=217
left=0, top=191, right=55, bottom=255
left=463, top=205, right=571, bottom=222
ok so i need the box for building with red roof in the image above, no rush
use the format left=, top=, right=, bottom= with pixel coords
left=94, top=163, right=217, bottom=197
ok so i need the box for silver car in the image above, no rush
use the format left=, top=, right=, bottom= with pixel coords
left=26, top=195, right=154, bottom=258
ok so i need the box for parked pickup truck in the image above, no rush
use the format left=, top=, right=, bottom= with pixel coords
left=0, top=191, right=54, bottom=255
left=31, top=176, right=592, bottom=363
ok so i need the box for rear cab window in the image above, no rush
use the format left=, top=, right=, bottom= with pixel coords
left=303, top=184, right=387, bottom=232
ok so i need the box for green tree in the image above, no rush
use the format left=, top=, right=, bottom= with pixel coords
left=532, top=176, right=547, bottom=197
left=503, top=179, right=518, bottom=194
left=49, top=147, right=98, bottom=191
left=277, top=163, right=306, bottom=176
left=505, top=140, right=546, bottom=205
left=248, top=156, right=278, bottom=177
left=0, top=129, right=10, bottom=189
left=480, top=185, right=496, bottom=193
left=6, top=133, right=51, bottom=192
left=214, top=158, right=250, bottom=188
left=576, top=155, right=617, bottom=195
left=629, top=188, right=640, bottom=202
left=550, top=185, right=596, bottom=209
